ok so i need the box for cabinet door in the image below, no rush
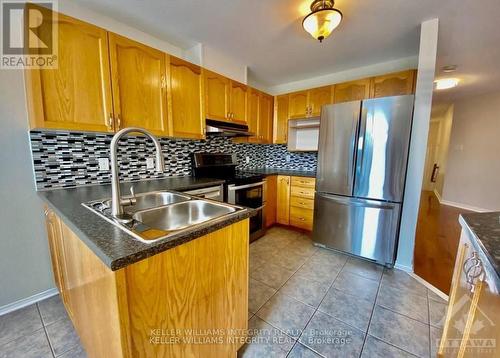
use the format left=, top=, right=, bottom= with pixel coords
left=265, top=176, right=277, bottom=227
left=333, top=79, right=371, bottom=104
left=44, top=208, right=64, bottom=295
left=168, top=56, right=204, bottom=139
left=288, top=90, right=309, bottom=119
left=230, top=81, right=248, bottom=124
left=258, top=94, right=273, bottom=143
left=371, top=70, right=416, bottom=98
left=274, top=95, right=289, bottom=144
left=276, top=176, right=291, bottom=225
left=309, top=86, right=333, bottom=117
left=247, top=88, right=260, bottom=143
left=204, top=69, right=230, bottom=122
left=109, top=33, right=169, bottom=135
left=25, top=13, right=113, bottom=132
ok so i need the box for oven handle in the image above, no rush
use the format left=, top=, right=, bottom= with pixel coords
left=228, top=181, right=265, bottom=191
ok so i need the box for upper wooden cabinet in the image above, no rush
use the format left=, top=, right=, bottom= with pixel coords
left=309, top=86, right=333, bottom=116
left=204, top=69, right=231, bottom=122
left=333, top=78, right=372, bottom=104
left=259, top=93, right=274, bottom=143
left=288, top=86, right=333, bottom=119
left=288, top=90, right=309, bottom=119
left=371, top=70, right=416, bottom=98
left=230, top=81, right=248, bottom=124
left=25, top=14, right=113, bottom=132
left=247, top=88, right=260, bottom=142
left=274, top=94, right=289, bottom=144
left=168, top=56, right=204, bottom=139
left=108, top=33, right=169, bottom=136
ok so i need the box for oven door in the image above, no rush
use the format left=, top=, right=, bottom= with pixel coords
left=227, top=181, right=265, bottom=241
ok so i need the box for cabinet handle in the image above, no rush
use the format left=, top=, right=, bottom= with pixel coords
left=117, top=114, right=122, bottom=129
left=299, top=217, right=305, bottom=221
left=463, top=252, right=484, bottom=293
left=107, top=114, right=114, bottom=131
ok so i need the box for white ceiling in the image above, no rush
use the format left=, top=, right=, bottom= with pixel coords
left=71, top=0, right=500, bottom=100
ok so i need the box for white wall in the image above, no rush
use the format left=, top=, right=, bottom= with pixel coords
left=201, top=44, right=248, bottom=84
left=396, top=19, right=439, bottom=271
left=442, top=91, right=500, bottom=211
left=0, top=69, right=54, bottom=308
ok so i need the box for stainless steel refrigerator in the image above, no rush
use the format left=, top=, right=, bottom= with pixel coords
left=313, top=95, right=414, bottom=267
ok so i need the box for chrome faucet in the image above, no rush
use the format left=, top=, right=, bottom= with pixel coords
left=110, top=127, right=165, bottom=218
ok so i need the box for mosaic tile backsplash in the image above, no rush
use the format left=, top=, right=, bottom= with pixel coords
left=30, top=130, right=317, bottom=190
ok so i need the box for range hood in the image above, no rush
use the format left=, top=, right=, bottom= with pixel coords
left=205, top=119, right=254, bottom=137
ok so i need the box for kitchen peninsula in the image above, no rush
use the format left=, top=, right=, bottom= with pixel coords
left=40, top=176, right=254, bottom=358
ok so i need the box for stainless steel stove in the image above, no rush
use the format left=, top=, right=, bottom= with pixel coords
left=191, top=153, right=266, bottom=241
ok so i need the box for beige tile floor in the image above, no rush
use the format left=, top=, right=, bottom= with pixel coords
left=0, top=227, right=447, bottom=358
left=239, top=226, right=447, bottom=358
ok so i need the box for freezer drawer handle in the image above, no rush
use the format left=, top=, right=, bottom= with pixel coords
left=319, top=193, right=396, bottom=209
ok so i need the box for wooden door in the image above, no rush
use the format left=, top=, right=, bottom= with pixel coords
left=371, top=70, right=416, bottom=98
left=288, top=90, right=309, bottom=119
left=333, top=79, right=371, bottom=103
left=108, top=33, right=169, bottom=135
left=230, top=81, right=248, bottom=124
left=274, top=95, right=289, bottom=144
left=204, top=69, right=230, bottom=122
left=25, top=13, right=113, bottom=132
left=265, top=176, right=277, bottom=227
left=258, top=94, right=273, bottom=143
left=168, top=56, right=204, bottom=139
left=276, top=176, right=291, bottom=225
left=309, top=86, right=333, bottom=117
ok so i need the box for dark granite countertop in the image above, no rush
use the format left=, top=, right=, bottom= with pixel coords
left=460, top=212, right=500, bottom=278
left=38, top=176, right=254, bottom=271
left=241, top=168, right=316, bottom=178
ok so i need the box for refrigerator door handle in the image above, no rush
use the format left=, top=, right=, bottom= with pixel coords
left=355, top=107, right=367, bottom=183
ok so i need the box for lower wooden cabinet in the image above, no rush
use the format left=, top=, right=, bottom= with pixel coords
left=276, top=176, right=291, bottom=225
left=44, top=208, right=249, bottom=358
left=289, top=206, right=314, bottom=231
left=439, top=229, right=500, bottom=358
left=264, top=176, right=277, bottom=227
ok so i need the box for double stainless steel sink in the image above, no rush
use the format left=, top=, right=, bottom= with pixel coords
left=83, top=191, right=243, bottom=243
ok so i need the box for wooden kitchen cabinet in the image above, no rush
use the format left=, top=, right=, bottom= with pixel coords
left=371, top=70, right=416, bottom=98
left=168, top=56, right=204, bottom=139
left=258, top=93, right=274, bottom=143
left=333, top=78, right=372, bottom=103
left=204, top=69, right=231, bottom=122
left=288, top=90, right=309, bottom=119
left=247, top=88, right=260, bottom=142
left=44, top=208, right=249, bottom=358
left=230, top=81, right=248, bottom=124
left=289, top=176, right=316, bottom=231
left=265, top=176, right=277, bottom=227
left=108, top=33, right=169, bottom=136
left=25, top=12, right=114, bottom=132
left=274, top=94, right=289, bottom=144
left=439, top=230, right=500, bottom=358
left=309, top=86, right=333, bottom=116
left=276, top=176, right=291, bottom=225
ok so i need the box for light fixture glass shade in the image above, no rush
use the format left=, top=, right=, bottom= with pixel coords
left=434, top=78, right=460, bottom=90
left=303, top=8, right=342, bottom=42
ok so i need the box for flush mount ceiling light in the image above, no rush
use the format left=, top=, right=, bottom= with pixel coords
left=302, top=0, right=343, bottom=43
left=434, top=78, right=460, bottom=90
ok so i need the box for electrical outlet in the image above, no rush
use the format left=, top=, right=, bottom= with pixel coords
left=245, top=156, right=250, bottom=164
left=98, top=158, right=109, bottom=171
left=146, top=157, right=155, bottom=169
left=285, top=155, right=291, bottom=163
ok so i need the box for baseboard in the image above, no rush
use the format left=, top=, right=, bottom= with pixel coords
left=439, top=199, right=489, bottom=213
left=394, top=262, right=413, bottom=272
left=433, top=189, right=442, bottom=202
left=407, top=272, right=449, bottom=302
left=0, top=288, right=58, bottom=316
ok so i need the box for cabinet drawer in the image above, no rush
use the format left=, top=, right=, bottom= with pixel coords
left=291, top=186, right=315, bottom=199
left=290, top=206, right=314, bottom=231
left=291, top=177, right=316, bottom=188
left=290, top=197, right=315, bottom=210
